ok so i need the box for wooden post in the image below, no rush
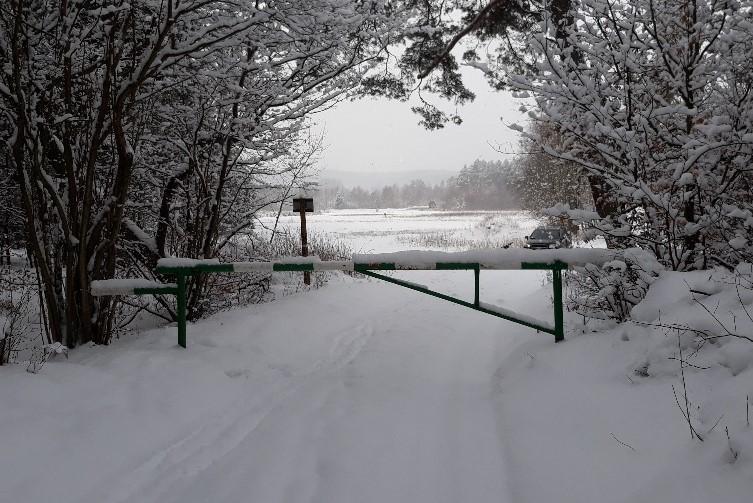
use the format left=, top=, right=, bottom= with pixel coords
left=299, top=208, right=310, bottom=285
left=293, top=198, right=313, bottom=286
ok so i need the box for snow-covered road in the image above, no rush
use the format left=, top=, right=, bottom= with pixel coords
left=138, top=294, right=515, bottom=503
left=4, top=268, right=753, bottom=503
left=3, top=271, right=544, bottom=503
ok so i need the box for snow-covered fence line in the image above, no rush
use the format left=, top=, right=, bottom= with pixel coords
left=91, top=248, right=625, bottom=349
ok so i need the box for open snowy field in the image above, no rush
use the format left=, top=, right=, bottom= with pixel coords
left=2, top=210, right=751, bottom=503
left=258, top=207, right=542, bottom=253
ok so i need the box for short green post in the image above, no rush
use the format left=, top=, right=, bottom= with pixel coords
left=176, top=272, right=187, bottom=348
left=473, top=264, right=480, bottom=307
left=552, top=267, right=564, bottom=342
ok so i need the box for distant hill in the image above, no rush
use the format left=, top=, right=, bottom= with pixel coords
left=320, top=169, right=455, bottom=189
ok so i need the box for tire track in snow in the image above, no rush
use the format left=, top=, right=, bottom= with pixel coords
left=94, top=323, right=377, bottom=503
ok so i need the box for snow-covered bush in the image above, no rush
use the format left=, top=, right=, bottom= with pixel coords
left=568, top=249, right=663, bottom=321
left=266, top=230, right=355, bottom=292
left=174, top=230, right=354, bottom=321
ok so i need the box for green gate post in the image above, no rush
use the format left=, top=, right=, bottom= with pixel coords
left=552, top=267, right=564, bottom=342
left=473, top=264, right=480, bottom=307
left=176, top=272, right=187, bottom=348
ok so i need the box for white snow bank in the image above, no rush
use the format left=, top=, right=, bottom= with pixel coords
left=90, top=279, right=177, bottom=295
left=628, top=268, right=753, bottom=378
left=495, top=267, right=753, bottom=503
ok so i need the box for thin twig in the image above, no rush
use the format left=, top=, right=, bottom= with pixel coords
left=630, top=319, right=753, bottom=344
left=677, top=331, right=703, bottom=441
left=667, top=357, right=710, bottom=370
left=671, top=385, right=699, bottom=441
left=672, top=330, right=703, bottom=442
left=688, top=288, right=711, bottom=296
left=706, top=414, right=724, bottom=434
left=735, top=284, right=753, bottom=325
left=725, top=427, right=738, bottom=462
left=610, top=432, right=636, bottom=452
left=691, top=295, right=753, bottom=343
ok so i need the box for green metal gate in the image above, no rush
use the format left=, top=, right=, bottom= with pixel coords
left=92, top=249, right=613, bottom=348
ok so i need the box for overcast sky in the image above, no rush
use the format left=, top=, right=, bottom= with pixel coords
left=312, top=68, right=526, bottom=175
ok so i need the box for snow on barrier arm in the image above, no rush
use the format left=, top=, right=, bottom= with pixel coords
left=478, top=302, right=555, bottom=332
left=353, top=248, right=618, bottom=270
left=90, top=279, right=178, bottom=296
left=154, top=249, right=622, bottom=274
left=155, top=256, right=352, bottom=274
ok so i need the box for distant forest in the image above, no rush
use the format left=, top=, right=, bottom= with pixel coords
left=319, top=159, right=519, bottom=210
left=318, top=156, right=592, bottom=212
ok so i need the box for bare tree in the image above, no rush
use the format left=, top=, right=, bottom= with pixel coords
left=0, top=0, right=412, bottom=346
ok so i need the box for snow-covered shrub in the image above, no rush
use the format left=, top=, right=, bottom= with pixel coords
left=568, top=249, right=663, bottom=321
left=265, top=230, right=353, bottom=264
left=269, top=230, right=354, bottom=293
left=180, top=230, right=354, bottom=318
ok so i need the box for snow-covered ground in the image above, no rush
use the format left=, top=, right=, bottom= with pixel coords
left=1, top=210, right=751, bottom=502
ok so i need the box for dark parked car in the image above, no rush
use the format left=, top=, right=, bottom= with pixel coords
left=524, top=227, right=571, bottom=249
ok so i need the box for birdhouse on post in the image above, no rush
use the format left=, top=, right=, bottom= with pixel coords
left=292, top=198, right=314, bottom=285
left=293, top=198, right=314, bottom=213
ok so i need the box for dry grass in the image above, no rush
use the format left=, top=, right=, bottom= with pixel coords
left=397, top=231, right=525, bottom=250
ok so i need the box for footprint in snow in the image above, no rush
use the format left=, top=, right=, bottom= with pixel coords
left=224, top=368, right=251, bottom=379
